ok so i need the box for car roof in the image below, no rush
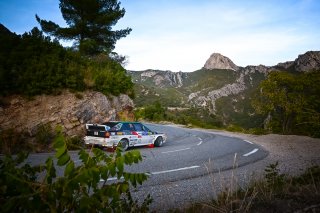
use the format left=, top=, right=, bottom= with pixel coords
left=102, top=121, right=143, bottom=125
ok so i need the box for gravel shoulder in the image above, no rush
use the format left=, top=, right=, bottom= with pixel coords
left=205, top=129, right=320, bottom=175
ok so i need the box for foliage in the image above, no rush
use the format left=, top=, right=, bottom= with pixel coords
left=144, top=101, right=166, bottom=121
left=252, top=71, right=320, bottom=136
left=91, top=54, right=134, bottom=98
left=134, top=101, right=166, bottom=121
left=0, top=27, right=85, bottom=96
left=36, top=0, right=131, bottom=56
left=264, top=161, right=286, bottom=191
left=135, top=102, right=223, bottom=129
left=166, top=108, right=223, bottom=129
left=182, top=164, right=320, bottom=213
left=0, top=129, right=31, bottom=154
left=0, top=25, right=134, bottom=98
left=66, top=135, right=83, bottom=150
left=35, top=123, right=55, bottom=149
left=0, top=126, right=151, bottom=212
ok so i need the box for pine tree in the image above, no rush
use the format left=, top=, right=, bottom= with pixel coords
left=36, top=0, right=131, bottom=56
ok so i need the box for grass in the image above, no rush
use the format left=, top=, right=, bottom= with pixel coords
left=173, top=163, right=320, bottom=213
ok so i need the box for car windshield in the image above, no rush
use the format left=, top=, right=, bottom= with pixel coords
left=142, top=124, right=151, bottom=132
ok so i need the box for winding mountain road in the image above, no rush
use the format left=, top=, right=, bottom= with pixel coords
left=126, top=124, right=268, bottom=184
left=25, top=123, right=269, bottom=211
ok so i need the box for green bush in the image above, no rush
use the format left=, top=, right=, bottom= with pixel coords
left=0, top=25, right=134, bottom=98
left=0, top=127, right=151, bottom=212
left=35, top=123, right=55, bottom=149
left=66, top=135, right=83, bottom=150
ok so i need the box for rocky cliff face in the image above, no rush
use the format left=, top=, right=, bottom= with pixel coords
left=129, top=70, right=188, bottom=88
left=189, top=73, right=247, bottom=112
left=276, top=51, right=320, bottom=72
left=203, top=53, right=239, bottom=71
left=0, top=91, right=134, bottom=138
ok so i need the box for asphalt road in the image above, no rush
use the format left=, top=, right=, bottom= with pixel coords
left=125, top=124, right=268, bottom=184
left=25, top=123, right=268, bottom=211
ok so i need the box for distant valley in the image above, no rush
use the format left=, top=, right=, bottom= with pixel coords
left=128, top=51, right=320, bottom=128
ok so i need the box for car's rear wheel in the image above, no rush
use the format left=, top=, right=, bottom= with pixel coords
left=154, top=136, right=163, bottom=147
left=118, top=139, right=129, bottom=151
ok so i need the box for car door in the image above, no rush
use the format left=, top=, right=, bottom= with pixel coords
left=133, top=123, right=153, bottom=145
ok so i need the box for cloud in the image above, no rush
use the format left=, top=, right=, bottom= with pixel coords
left=115, top=1, right=320, bottom=72
left=2, top=0, right=318, bottom=72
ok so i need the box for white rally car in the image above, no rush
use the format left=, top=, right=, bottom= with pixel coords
left=84, top=121, right=167, bottom=151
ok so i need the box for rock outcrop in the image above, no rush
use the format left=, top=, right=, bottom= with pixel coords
left=276, top=51, right=320, bottom=72
left=204, top=53, right=239, bottom=71
left=189, top=73, right=247, bottom=112
left=294, top=51, right=320, bottom=72
left=0, top=91, right=134, bottom=138
left=129, top=70, right=188, bottom=88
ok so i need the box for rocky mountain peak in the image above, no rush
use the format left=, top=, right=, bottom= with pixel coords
left=204, top=53, right=238, bottom=71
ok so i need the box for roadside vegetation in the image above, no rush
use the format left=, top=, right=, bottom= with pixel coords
left=0, top=25, right=133, bottom=98
left=0, top=127, right=151, bottom=212
left=0, top=0, right=134, bottom=151
left=0, top=0, right=133, bottom=98
left=177, top=162, right=320, bottom=213
left=0, top=1, right=152, bottom=211
left=0, top=123, right=83, bottom=154
left=135, top=103, right=223, bottom=130
left=252, top=71, right=320, bottom=137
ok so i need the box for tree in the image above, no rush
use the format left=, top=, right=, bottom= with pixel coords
left=36, top=0, right=131, bottom=56
left=252, top=71, right=320, bottom=136
left=252, top=71, right=306, bottom=134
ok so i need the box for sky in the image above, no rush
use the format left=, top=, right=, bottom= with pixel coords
left=1, top=0, right=320, bottom=72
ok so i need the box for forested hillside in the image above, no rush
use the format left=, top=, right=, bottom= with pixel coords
left=0, top=24, right=133, bottom=98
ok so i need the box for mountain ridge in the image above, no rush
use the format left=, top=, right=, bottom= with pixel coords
left=128, top=51, right=320, bottom=118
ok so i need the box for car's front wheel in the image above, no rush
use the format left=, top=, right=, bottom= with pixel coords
left=118, top=139, right=129, bottom=151
left=154, top=136, right=163, bottom=147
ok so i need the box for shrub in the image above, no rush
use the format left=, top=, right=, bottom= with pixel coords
left=0, top=129, right=31, bottom=154
left=0, top=126, right=152, bottom=212
left=35, top=123, right=55, bottom=150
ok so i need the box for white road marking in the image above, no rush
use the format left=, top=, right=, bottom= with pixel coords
left=197, top=137, right=203, bottom=146
left=162, top=147, right=191, bottom=154
left=150, top=165, right=200, bottom=175
left=243, top=148, right=259, bottom=157
left=244, top=140, right=253, bottom=144
left=105, top=177, right=122, bottom=181
left=102, top=165, right=200, bottom=182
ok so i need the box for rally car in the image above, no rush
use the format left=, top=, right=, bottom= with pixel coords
left=84, top=121, right=167, bottom=151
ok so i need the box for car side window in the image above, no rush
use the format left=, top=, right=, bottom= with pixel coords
left=133, top=123, right=143, bottom=131
left=121, top=123, right=135, bottom=131
left=110, top=123, right=122, bottom=131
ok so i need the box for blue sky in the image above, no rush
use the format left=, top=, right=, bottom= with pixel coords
left=1, top=0, right=320, bottom=72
